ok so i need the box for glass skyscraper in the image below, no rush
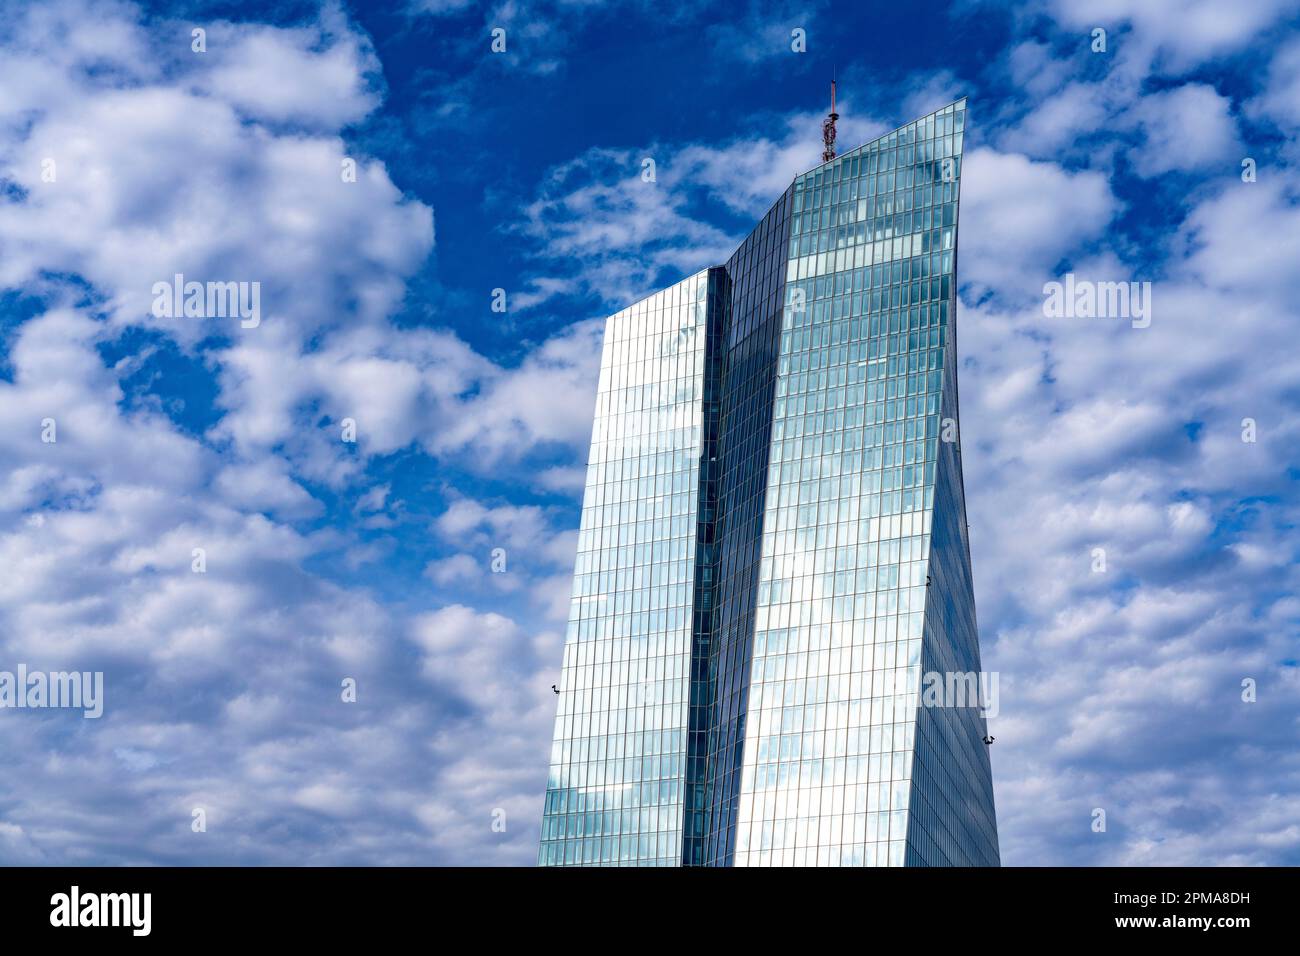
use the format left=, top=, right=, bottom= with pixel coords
left=540, top=99, right=998, bottom=867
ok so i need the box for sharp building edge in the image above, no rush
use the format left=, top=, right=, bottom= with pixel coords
left=540, top=98, right=998, bottom=867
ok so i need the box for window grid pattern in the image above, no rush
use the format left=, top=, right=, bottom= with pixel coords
left=690, top=195, right=792, bottom=866
left=733, top=100, right=974, bottom=867
left=907, top=320, right=1000, bottom=865
left=540, top=99, right=997, bottom=868
left=539, top=271, right=711, bottom=866
left=682, top=267, right=727, bottom=863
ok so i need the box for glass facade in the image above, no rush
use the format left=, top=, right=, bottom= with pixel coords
left=541, top=99, right=998, bottom=867
left=688, top=195, right=793, bottom=866
left=539, top=271, right=710, bottom=867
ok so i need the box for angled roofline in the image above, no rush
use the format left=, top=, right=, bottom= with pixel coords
left=792, top=95, right=969, bottom=182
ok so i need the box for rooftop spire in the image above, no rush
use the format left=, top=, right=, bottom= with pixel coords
left=821, top=78, right=839, bottom=163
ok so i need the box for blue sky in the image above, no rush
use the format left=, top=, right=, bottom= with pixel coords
left=0, top=0, right=1298, bottom=865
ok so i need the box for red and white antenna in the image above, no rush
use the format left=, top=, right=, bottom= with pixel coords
left=821, top=78, right=839, bottom=163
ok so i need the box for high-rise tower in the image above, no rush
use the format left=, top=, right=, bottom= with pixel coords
left=539, top=98, right=998, bottom=867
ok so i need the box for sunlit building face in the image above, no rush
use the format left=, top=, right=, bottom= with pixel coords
left=540, top=99, right=998, bottom=868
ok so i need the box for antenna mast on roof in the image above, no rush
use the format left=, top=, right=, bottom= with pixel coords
left=821, top=78, right=839, bottom=163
